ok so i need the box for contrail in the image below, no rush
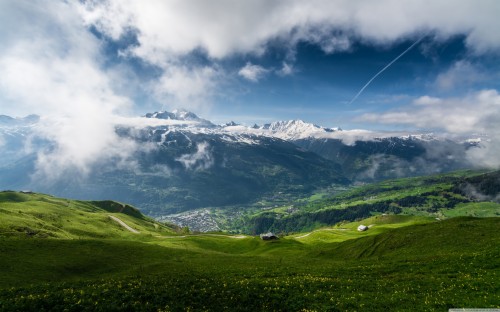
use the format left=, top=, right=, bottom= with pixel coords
left=348, top=35, right=426, bottom=105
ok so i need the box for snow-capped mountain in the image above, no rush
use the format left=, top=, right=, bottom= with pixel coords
left=257, top=120, right=340, bottom=140
left=141, top=110, right=447, bottom=144
left=0, top=109, right=481, bottom=216
left=143, top=110, right=342, bottom=140
left=144, top=109, right=214, bottom=127
left=141, top=110, right=480, bottom=181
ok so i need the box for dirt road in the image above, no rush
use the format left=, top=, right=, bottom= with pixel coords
left=109, top=215, right=140, bottom=233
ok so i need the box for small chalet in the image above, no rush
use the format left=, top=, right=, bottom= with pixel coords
left=260, top=232, right=279, bottom=240
left=357, top=225, right=368, bottom=232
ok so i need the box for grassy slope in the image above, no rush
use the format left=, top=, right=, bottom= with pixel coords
left=290, top=214, right=435, bottom=243
left=324, top=217, right=499, bottom=259
left=0, top=191, right=174, bottom=239
left=0, top=191, right=499, bottom=310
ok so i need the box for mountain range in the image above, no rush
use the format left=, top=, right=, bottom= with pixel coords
left=0, top=110, right=481, bottom=216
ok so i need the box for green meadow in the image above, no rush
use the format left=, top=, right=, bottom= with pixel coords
left=0, top=190, right=499, bottom=311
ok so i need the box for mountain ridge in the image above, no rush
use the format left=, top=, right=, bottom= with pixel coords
left=0, top=110, right=484, bottom=217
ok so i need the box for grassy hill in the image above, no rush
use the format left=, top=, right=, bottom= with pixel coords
left=0, top=190, right=499, bottom=310
left=0, top=191, right=174, bottom=239
left=323, top=216, right=499, bottom=260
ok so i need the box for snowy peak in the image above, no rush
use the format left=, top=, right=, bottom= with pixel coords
left=144, top=110, right=197, bottom=120
left=223, top=121, right=239, bottom=127
left=259, top=120, right=340, bottom=140
left=171, top=109, right=200, bottom=121
left=144, top=110, right=214, bottom=127
left=399, top=134, right=438, bottom=142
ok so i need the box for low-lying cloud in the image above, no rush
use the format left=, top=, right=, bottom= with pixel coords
left=176, top=142, right=215, bottom=171
left=360, top=89, right=500, bottom=168
left=462, top=183, right=500, bottom=203
left=238, top=63, right=270, bottom=82
left=360, top=89, right=500, bottom=134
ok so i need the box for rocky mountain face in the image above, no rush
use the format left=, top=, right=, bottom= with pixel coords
left=0, top=110, right=479, bottom=215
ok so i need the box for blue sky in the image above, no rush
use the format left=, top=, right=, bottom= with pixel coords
left=1, top=0, right=500, bottom=133
left=205, top=35, right=490, bottom=128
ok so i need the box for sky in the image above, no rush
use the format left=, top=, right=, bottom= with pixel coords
left=1, top=0, right=500, bottom=173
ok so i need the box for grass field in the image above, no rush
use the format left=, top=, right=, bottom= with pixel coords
left=1, top=191, right=499, bottom=311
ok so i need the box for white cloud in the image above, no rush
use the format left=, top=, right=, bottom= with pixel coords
left=0, top=1, right=138, bottom=178
left=466, top=140, right=500, bottom=168
left=113, top=116, right=199, bottom=128
left=277, top=62, right=295, bottom=76
left=176, top=142, right=214, bottom=171
left=302, top=30, right=352, bottom=54
left=153, top=65, right=221, bottom=111
left=360, top=90, right=500, bottom=133
left=414, top=96, right=442, bottom=106
left=238, top=62, right=269, bottom=82
left=80, top=0, right=500, bottom=59
left=435, top=61, right=488, bottom=91
left=359, top=89, right=500, bottom=167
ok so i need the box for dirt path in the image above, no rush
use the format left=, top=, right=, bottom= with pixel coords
left=156, top=234, right=248, bottom=239
left=109, top=215, right=140, bottom=233
left=203, top=234, right=247, bottom=239
left=295, top=228, right=348, bottom=239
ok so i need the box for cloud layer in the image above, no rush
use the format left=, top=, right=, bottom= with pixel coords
left=238, top=63, right=269, bottom=82
left=81, top=0, right=500, bottom=59
left=176, top=142, right=214, bottom=171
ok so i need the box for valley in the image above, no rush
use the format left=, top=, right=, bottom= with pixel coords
left=0, top=110, right=480, bottom=220
left=158, top=169, right=500, bottom=233
left=0, top=181, right=499, bottom=310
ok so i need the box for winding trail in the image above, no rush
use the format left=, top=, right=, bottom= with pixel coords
left=295, top=228, right=348, bottom=239
left=156, top=234, right=248, bottom=239
left=109, top=215, right=140, bottom=233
